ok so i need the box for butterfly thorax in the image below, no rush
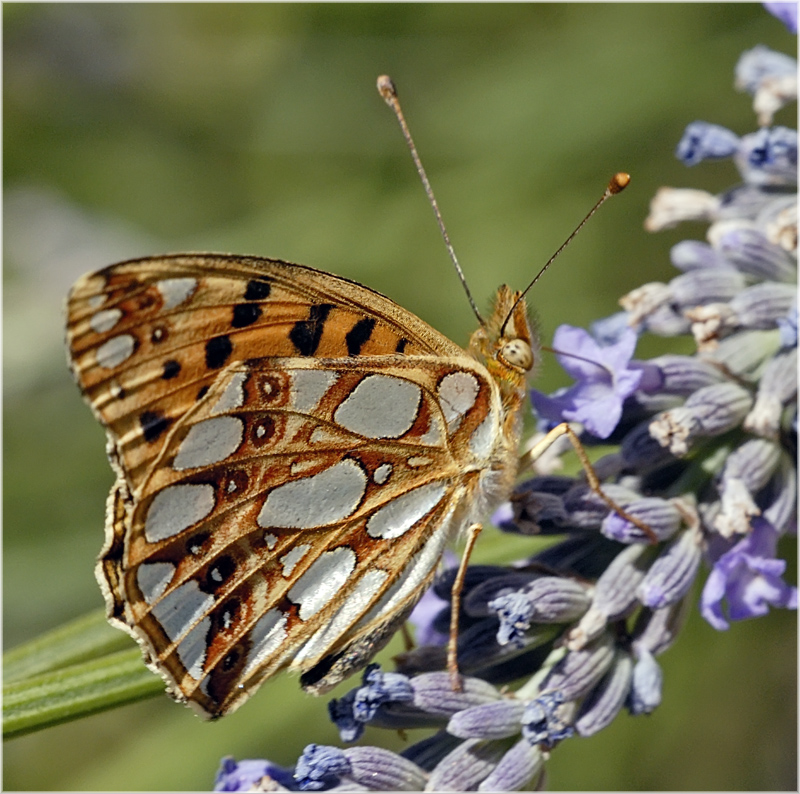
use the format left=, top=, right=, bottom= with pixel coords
left=463, top=285, right=537, bottom=520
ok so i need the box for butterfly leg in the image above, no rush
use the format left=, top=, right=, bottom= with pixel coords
left=521, top=422, right=658, bottom=543
left=447, top=522, right=483, bottom=691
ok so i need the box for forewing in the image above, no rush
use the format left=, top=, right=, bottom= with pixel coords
left=66, top=254, right=464, bottom=493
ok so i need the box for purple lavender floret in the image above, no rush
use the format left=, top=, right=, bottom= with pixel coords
left=214, top=757, right=297, bottom=792
left=701, top=517, right=797, bottom=629
left=530, top=325, right=642, bottom=439
left=764, top=2, right=798, bottom=33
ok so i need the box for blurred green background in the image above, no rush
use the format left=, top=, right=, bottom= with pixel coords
left=4, top=3, right=796, bottom=790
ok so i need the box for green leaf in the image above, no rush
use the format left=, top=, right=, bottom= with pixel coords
left=4, top=609, right=131, bottom=683
left=3, top=610, right=162, bottom=738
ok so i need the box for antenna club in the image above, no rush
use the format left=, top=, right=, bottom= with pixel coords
left=377, top=75, right=397, bottom=104
left=608, top=172, right=631, bottom=195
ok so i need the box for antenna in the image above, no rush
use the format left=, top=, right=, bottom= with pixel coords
left=500, top=172, right=630, bottom=337
left=377, top=75, right=486, bottom=326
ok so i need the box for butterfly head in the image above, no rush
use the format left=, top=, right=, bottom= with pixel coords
left=469, top=285, right=538, bottom=388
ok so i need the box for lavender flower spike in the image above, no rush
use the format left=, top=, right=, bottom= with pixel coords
left=215, top=11, right=796, bottom=789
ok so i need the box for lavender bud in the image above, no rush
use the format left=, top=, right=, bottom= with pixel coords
left=490, top=578, right=590, bottom=643
left=763, top=454, right=798, bottom=534
left=714, top=438, right=782, bottom=537
left=709, top=220, right=797, bottom=282
left=215, top=757, right=295, bottom=793
left=744, top=348, right=798, bottom=437
left=644, top=187, right=720, bottom=232
left=632, top=596, right=693, bottom=656
left=729, top=282, right=798, bottom=329
left=764, top=200, right=798, bottom=252
left=641, top=303, right=693, bottom=337
left=521, top=692, right=574, bottom=747
left=562, top=482, right=641, bottom=530
left=343, top=747, right=428, bottom=791
left=735, top=45, right=798, bottom=95
left=464, top=571, right=541, bottom=618
left=676, top=122, right=740, bottom=166
left=591, top=542, right=652, bottom=619
left=686, top=302, right=736, bottom=348
left=566, top=606, right=607, bottom=650
left=649, top=382, right=753, bottom=456
left=638, top=354, right=726, bottom=396
left=752, top=74, right=798, bottom=127
left=602, top=497, right=683, bottom=543
left=410, top=673, right=501, bottom=717
left=714, top=478, right=760, bottom=537
left=425, top=738, right=509, bottom=792
left=688, top=282, right=797, bottom=348
left=619, top=420, right=679, bottom=470
left=734, top=126, right=798, bottom=187
left=524, top=577, right=593, bottom=622
left=477, top=739, right=545, bottom=792
left=719, top=438, right=782, bottom=493
left=619, top=282, right=671, bottom=327
left=295, top=745, right=352, bottom=791
left=492, top=591, right=538, bottom=647
left=575, top=650, right=634, bottom=736
left=718, top=182, right=787, bottom=220
left=669, top=267, right=747, bottom=307
left=545, top=633, right=616, bottom=701
left=353, top=666, right=414, bottom=722
left=638, top=527, right=703, bottom=608
left=707, top=328, right=781, bottom=381
left=447, top=699, right=526, bottom=740
left=669, top=240, right=729, bottom=271
left=627, top=648, right=664, bottom=715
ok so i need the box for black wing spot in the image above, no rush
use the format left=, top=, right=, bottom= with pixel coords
left=221, top=647, right=242, bottom=672
left=196, top=385, right=210, bottom=401
left=250, top=417, right=277, bottom=447
left=289, top=303, right=333, bottom=356
left=244, top=279, right=271, bottom=301
left=206, top=335, right=233, bottom=369
left=232, top=303, right=262, bottom=328
left=151, top=326, right=168, bottom=344
left=396, top=337, right=409, bottom=353
left=345, top=317, right=376, bottom=356
left=217, top=596, right=242, bottom=631
left=187, top=530, right=211, bottom=556
left=221, top=469, right=249, bottom=497
left=203, top=555, right=236, bottom=593
left=162, top=359, right=181, bottom=380
left=140, top=410, right=171, bottom=443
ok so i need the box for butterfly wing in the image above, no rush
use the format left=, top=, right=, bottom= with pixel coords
left=67, top=255, right=507, bottom=717
left=67, top=254, right=466, bottom=493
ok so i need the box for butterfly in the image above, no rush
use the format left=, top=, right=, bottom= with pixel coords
left=66, top=252, right=537, bottom=718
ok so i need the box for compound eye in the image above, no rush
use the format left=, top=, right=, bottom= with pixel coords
left=499, top=338, right=533, bottom=372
